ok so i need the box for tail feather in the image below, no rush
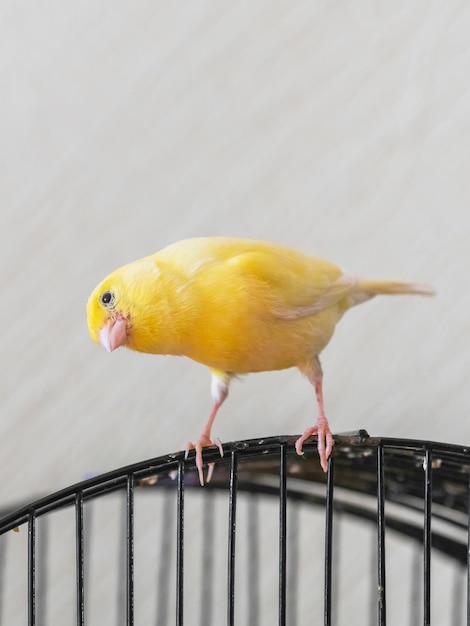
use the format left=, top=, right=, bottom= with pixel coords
left=351, top=279, right=435, bottom=307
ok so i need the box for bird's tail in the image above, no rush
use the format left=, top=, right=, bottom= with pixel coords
left=350, top=279, right=435, bottom=307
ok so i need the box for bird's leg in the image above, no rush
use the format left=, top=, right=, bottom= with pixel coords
left=186, top=372, right=230, bottom=485
left=295, top=358, right=334, bottom=472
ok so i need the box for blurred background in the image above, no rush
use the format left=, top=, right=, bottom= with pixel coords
left=0, top=1, right=468, bottom=622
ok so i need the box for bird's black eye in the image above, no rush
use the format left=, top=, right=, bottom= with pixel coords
left=100, top=291, right=115, bottom=307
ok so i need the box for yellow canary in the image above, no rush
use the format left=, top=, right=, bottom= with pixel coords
left=87, top=237, right=434, bottom=483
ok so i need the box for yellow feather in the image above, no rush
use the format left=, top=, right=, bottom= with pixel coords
left=86, top=237, right=434, bottom=480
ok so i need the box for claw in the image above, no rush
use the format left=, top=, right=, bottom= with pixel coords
left=298, top=357, right=335, bottom=473
left=206, top=462, right=215, bottom=483
left=295, top=416, right=334, bottom=473
left=186, top=436, right=224, bottom=485
left=213, top=437, right=224, bottom=458
left=205, top=439, right=224, bottom=483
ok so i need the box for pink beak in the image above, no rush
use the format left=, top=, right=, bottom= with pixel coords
left=99, top=316, right=128, bottom=352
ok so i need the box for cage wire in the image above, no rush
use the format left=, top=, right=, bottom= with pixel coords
left=0, top=431, right=469, bottom=625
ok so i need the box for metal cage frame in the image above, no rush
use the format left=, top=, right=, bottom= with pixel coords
left=0, top=431, right=469, bottom=626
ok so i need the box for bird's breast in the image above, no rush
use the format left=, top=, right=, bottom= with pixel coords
left=124, top=265, right=343, bottom=373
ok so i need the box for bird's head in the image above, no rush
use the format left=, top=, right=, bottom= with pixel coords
left=87, top=256, right=166, bottom=354
left=86, top=271, right=131, bottom=352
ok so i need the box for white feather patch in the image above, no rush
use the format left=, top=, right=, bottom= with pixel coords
left=210, top=371, right=232, bottom=405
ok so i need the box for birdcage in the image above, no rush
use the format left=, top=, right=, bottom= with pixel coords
left=0, top=432, right=468, bottom=625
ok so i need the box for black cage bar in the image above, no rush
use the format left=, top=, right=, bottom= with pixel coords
left=1, top=432, right=469, bottom=625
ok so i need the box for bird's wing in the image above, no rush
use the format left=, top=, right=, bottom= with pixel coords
left=273, top=274, right=356, bottom=319
left=223, top=249, right=355, bottom=320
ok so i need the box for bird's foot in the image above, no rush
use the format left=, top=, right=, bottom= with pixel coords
left=295, top=416, right=334, bottom=473
left=185, top=435, right=224, bottom=486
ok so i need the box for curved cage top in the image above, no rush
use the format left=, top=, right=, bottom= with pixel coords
left=1, top=432, right=469, bottom=625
